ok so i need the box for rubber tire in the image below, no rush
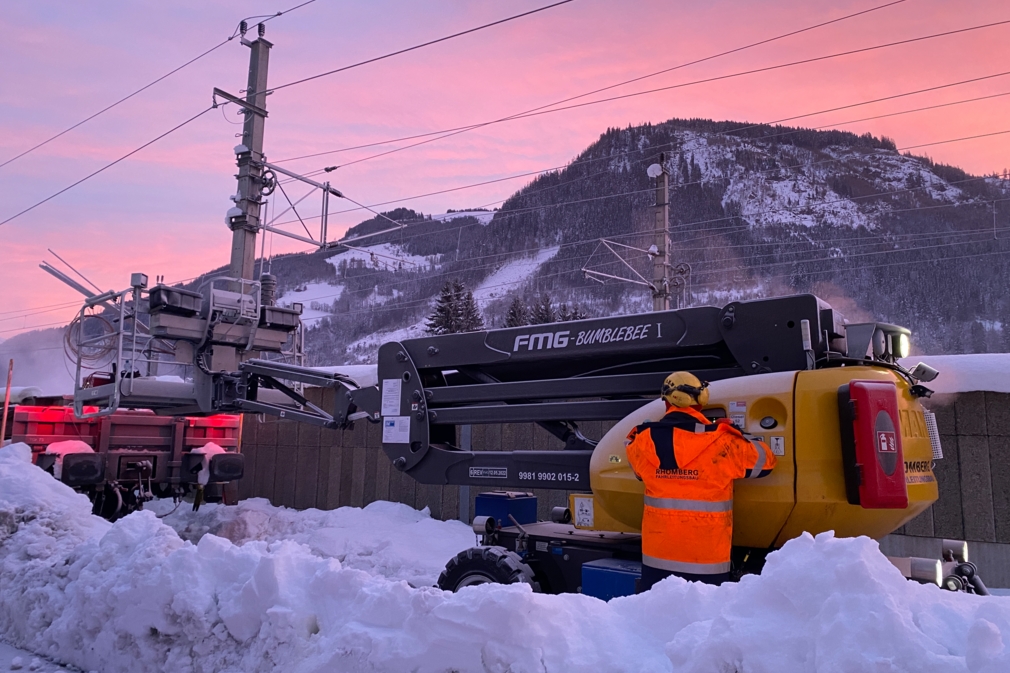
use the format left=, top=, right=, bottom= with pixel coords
left=437, top=546, right=540, bottom=592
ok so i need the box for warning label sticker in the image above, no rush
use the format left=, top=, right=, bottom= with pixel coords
left=771, top=436, right=785, bottom=456
left=728, top=401, right=746, bottom=429
left=574, top=496, right=595, bottom=528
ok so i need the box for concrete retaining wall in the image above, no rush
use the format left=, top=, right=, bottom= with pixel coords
left=879, top=391, right=1010, bottom=586
left=237, top=387, right=612, bottom=523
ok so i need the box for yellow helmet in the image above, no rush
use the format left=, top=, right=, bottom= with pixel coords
left=661, top=371, right=709, bottom=407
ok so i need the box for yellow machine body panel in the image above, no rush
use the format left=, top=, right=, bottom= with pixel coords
left=587, top=367, right=938, bottom=549
left=774, top=366, right=938, bottom=545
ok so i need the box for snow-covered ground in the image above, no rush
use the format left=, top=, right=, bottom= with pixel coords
left=275, top=281, right=343, bottom=322
left=326, top=243, right=436, bottom=273
left=472, top=245, right=560, bottom=308
left=0, top=641, right=77, bottom=673
left=4, top=441, right=1010, bottom=673
left=430, top=210, right=495, bottom=225
left=341, top=245, right=561, bottom=360
left=344, top=316, right=430, bottom=360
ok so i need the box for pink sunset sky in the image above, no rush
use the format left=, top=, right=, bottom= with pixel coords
left=2, top=0, right=1009, bottom=337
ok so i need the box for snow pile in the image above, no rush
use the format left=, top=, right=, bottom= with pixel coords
left=901, top=354, right=1010, bottom=395
left=43, top=440, right=94, bottom=480
left=188, top=442, right=228, bottom=486
left=0, top=386, right=43, bottom=404
left=5, top=441, right=1010, bottom=673
left=308, top=363, right=378, bottom=388
left=149, top=497, right=475, bottom=587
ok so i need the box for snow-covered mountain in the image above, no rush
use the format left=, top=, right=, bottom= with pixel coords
left=241, top=117, right=1008, bottom=365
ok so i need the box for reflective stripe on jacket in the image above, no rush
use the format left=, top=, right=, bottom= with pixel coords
left=625, top=406, right=777, bottom=575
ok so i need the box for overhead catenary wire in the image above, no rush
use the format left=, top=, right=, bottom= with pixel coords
left=11, top=233, right=1009, bottom=344
left=9, top=5, right=1010, bottom=319
left=278, top=123, right=1010, bottom=254
left=274, top=163, right=1005, bottom=305
left=294, top=191, right=1010, bottom=310
left=0, top=0, right=317, bottom=170
left=297, top=242, right=1010, bottom=325
left=284, top=69, right=1010, bottom=183
left=280, top=69, right=1010, bottom=228
left=9, top=201, right=1009, bottom=335
left=266, top=147, right=1007, bottom=305
left=273, top=0, right=910, bottom=166
left=0, top=106, right=215, bottom=228
left=278, top=15, right=1010, bottom=172
left=265, top=0, right=575, bottom=94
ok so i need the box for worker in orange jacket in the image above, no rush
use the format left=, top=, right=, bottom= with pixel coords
left=626, top=371, right=776, bottom=590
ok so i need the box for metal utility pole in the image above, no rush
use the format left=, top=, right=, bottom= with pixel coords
left=228, top=24, right=272, bottom=282
left=1, top=360, right=12, bottom=444
left=649, top=153, right=671, bottom=311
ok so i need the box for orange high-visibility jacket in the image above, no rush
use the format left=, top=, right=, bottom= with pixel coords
left=625, top=405, right=777, bottom=575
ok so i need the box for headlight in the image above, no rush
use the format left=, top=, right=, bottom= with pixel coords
left=896, top=333, right=910, bottom=359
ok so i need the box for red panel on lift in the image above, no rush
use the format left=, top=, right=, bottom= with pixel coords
left=838, top=380, right=908, bottom=509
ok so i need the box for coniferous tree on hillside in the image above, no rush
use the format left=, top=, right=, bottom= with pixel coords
left=426, top=282, right=458, bottom=335
left=505, top=295, right=530, bottom=327
left=459, top=289, right=485, bottom=332
left=530, top=294, right=556, bottom=324
left=426, top=279, right=484, bottom=334
left=558, top=303, right=589, bottom=322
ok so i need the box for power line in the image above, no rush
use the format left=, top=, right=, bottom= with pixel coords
left=268, top=149, right=998, bottom=295
left=284, top=77, right=1010, bottom=230
left=11, top=221, right=1009, bottom=337
left=0, top=319, right=70, bottom=335
left=0, top=1, right=317, bottom=170
left=745, top=90, right=1010, bottom=143
left=0, top=300, right=81, bottom=317
left=293, top=187, right=1008, bottom=309
left=299, top=243, right=1010, bottom=325
left=316, top=121, right=1002, bottom=247
left=0, top=106, right=215, bottom=228
left=0, top=303, right=83, bottom=325
left=10, top=108, right=1007, bottom=319
left=316, top=161, right=1009, bottom=304
left=266, top=0, right=575, bottom=94
left=12, top=237, right=1010, bottom=343
left=273, top=0, right=909, bottom=165
left=280, top=15, right=1010, bottom=171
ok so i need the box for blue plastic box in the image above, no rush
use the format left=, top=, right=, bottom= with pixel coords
left=474, top=491, right=538, bottom=527
left=581, top=558, right=642, bottom=600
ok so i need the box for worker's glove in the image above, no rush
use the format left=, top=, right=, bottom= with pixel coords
left=714, top=417, right=743, bottom=435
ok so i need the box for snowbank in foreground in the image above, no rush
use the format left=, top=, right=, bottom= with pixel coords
left=147, top=497, right=476, bottom=588
left=3, top=442, right=1010, bottom=673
